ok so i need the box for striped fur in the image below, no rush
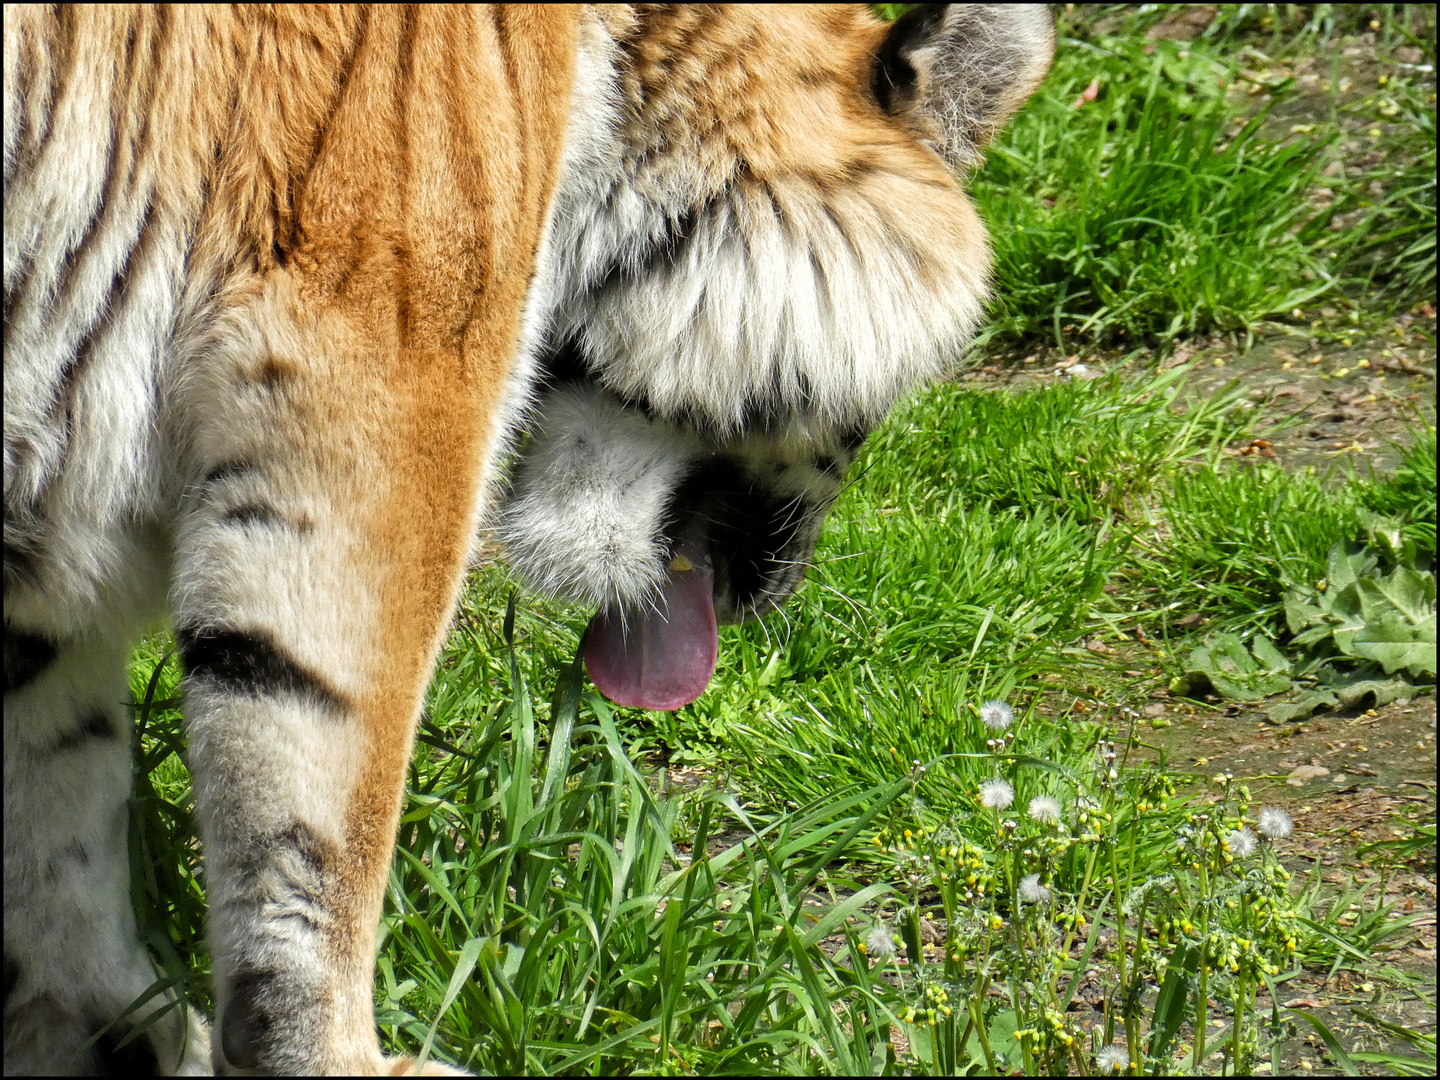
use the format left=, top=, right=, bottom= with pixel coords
left=4, top=5, right=1051, bottom=1073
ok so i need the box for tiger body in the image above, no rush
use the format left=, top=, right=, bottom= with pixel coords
left=3, top=4, right=1051, bottom=1073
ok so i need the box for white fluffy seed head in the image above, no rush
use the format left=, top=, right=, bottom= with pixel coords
left=1258, top=806, right=1293, bottom=840
left=1226, top=827, right=1258, bottom=858
left=1096, top=1045, right=1129, bottom=1073
left=980, top=699, right=1014, bottom=730
left=1028, top=794, right=1061, bottom=825
left=865, top=925, right=896, bottom=960
left=979, top=777, right=1014, bottom=811
left=1019, top=873, right=1050, bottom=904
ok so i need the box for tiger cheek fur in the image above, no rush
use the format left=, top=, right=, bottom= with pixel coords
left=4, top=5, right=1051, bottom=1075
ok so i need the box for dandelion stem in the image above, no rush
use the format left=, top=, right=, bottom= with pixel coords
left=1195, top=854, right=1211, bottom=1067
left=1055, top=842, right=1102, bottom=990
left=1109, top=845, right=1130, bottom=1057
left=1124, top=887, right=1151, bottom=1065
left=970, top=969, right=998, bottom=1075
left=1233, top=894, right=1252, bottom=1075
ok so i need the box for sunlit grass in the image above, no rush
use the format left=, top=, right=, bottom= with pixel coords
left=972, top=36, right=1335, bottom=348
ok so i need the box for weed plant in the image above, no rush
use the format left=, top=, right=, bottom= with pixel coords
left=862, top=740, right=1322, bottom=1076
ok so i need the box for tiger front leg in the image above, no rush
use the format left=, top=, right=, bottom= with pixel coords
left=174, top=278, right=492, bottom=1075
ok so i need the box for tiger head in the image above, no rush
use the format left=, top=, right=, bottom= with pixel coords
left=498, top=4, right=1053, bottom=710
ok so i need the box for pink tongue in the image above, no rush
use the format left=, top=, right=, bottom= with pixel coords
left=583, top=544, right=718, bottom=711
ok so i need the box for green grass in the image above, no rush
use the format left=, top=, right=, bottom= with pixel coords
left=972, top=37, right=1335, bottom=348
left=122, top=365, right=1435, bottom=1074
left=963, top=4, right=1436, bottom=347
left=379, top=618, right=917, bottom=1074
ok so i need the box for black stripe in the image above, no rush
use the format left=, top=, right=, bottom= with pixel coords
left=4, top=953, right=19, bottom=1006
left=267, top=822, right=329, bottom=933
left=1, top=5, right=87, bottom=351
left=587, top=204, right=704, bottom=301
left=219, top=504, right=302, bottom=531
left=177, top=627, right=347, bottom=714
left=47, top=14, right=146, bottom=325
left=53, top=710, right=118, bottom=752
left=4, top=627, right=58, bottom=694
left=95, top=1021, right=160, bottom=1076
left=40, top=196, right=164, bottom=509
left=640, top=206, right=701, bottom=278
left=52, top=196, right=162, bottom=426
left=202, top=460, right=256, bottom=488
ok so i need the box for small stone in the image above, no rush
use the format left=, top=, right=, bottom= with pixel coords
left=1286, top=765, right=1330, bottom=786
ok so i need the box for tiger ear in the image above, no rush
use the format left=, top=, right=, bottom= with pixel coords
left=872, top=3, right=1054, bottom=171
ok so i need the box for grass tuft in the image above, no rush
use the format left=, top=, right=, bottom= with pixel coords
left=973, top=37, right=1335, bottom=348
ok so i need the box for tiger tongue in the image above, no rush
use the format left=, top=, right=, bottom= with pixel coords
left=583, top=545, right=718, bottom=711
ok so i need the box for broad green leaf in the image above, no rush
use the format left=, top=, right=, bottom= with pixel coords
left=1349, top=640, right=1436, bottom=677
left=1267, top=688, right=1337, bottom=724
left=1251, top=634, right=1289, bottom=671
left=1326, top=542, right=1377, bottom=593
left=1173, top=632, right=1292, bottom=701
left=1285, top=595, right=1328, bottom=635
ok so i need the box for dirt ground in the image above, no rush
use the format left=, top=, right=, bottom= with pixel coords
left=959, top=307, right=1436, bottom=477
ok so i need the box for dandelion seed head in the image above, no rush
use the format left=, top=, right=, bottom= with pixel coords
left=865, top=925, right=896, bottom=960
left=1226, top=827, right=1258, bottom=858
left=980, top=700, right=1014, bottom=730
left=979, top=777, right=1014, bottom=810
left=1258, top=806, right=1293, bottom=840
left=1019, top=873, right=1050, bottom=903
left=1028, top=794, right=1062, bottom=825
left=1096, top=1044, right=1129, bottom=1073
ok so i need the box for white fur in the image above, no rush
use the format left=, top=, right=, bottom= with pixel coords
left=547, top=176, right=989, bottom=434
left=498, top=385, right=703, bottom=611
left=3, top=632, right=210, bottom=1075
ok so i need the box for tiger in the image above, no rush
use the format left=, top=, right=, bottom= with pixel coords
left=3, top=4, right=1052, bottom=1073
